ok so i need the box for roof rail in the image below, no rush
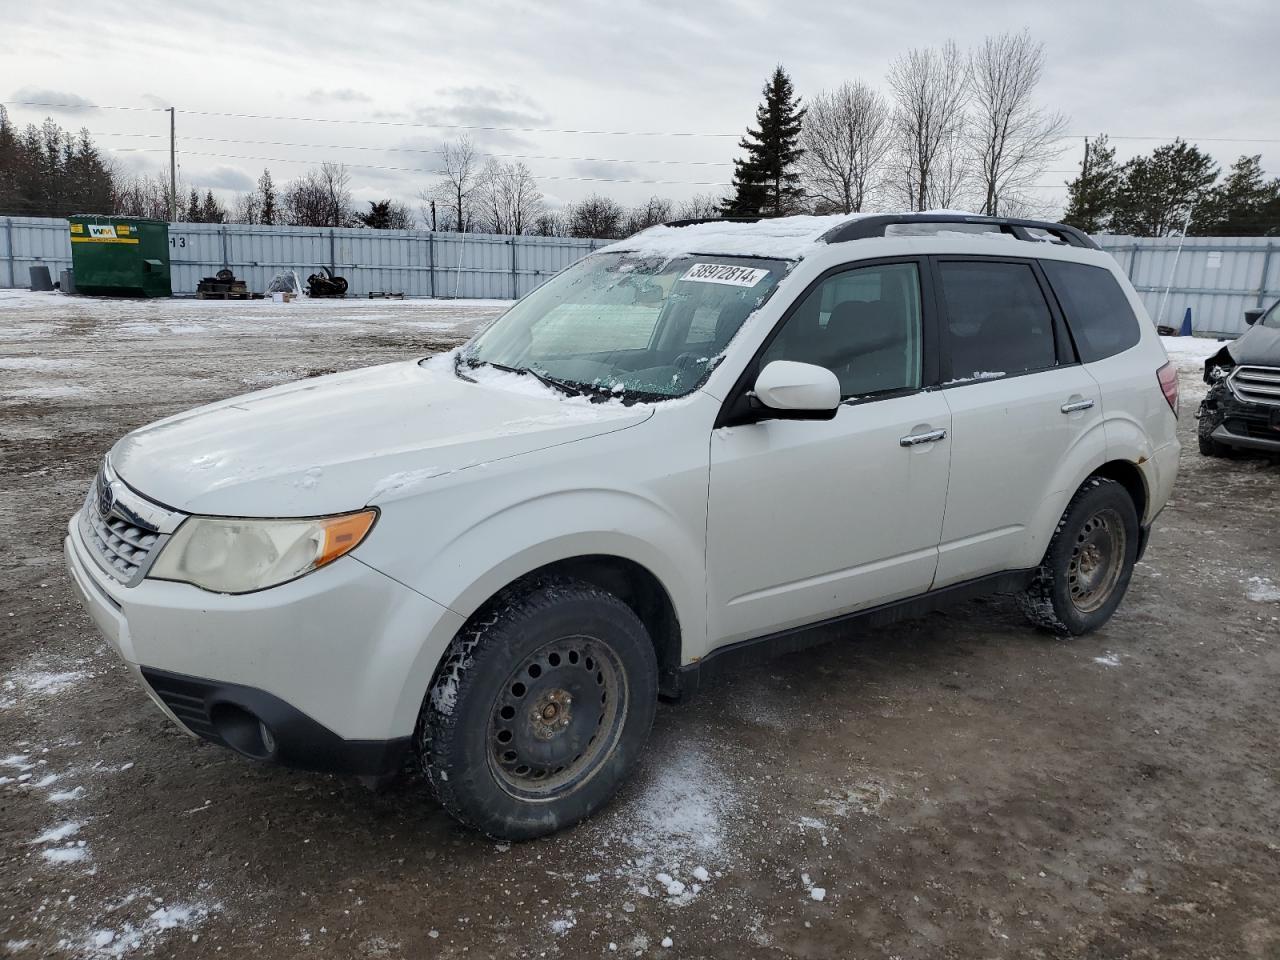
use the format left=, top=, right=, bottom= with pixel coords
left=820, top=213, right=1099, bottom=250
left=661, top=216, right=762, bottom=228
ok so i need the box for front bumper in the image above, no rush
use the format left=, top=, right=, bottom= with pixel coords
left=1202, top=386, right=1280, bottom=453
left=65, top=513, right=465, bottom=775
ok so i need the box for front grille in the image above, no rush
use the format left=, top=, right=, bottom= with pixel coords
left=78, top=462, right=178, bottom=587
left=84, top=504, right=160, bottom=583
left=1230, top=365, right=1280, bottom=407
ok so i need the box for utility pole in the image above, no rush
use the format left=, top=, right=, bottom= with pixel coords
left=167, top=107, right=177, bottom=223
left=1082, top=136, right=1090, bottom=177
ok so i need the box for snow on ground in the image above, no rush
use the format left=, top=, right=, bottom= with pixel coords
left=1161, top=333, right=1229, bottom=373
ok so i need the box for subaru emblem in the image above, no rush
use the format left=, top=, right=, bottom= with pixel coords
left=97, top=477, right=115, bottom=517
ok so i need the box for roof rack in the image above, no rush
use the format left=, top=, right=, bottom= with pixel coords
left=820, top=213, right=1098, bottom=249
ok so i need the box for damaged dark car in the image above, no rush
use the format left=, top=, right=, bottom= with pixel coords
left=1198, top=299, right=1280, bottom=457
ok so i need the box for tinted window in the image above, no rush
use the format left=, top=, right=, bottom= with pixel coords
left=939, top=261, right=1056, bottom=382
left=762, top=262, right=922, bottom=397
left=1041, top=260, right=1141, bottom=362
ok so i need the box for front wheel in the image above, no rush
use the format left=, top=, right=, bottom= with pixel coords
left=418, top=577, right=658, bottom=840
left=1018, top=477, right=1139, bottom=636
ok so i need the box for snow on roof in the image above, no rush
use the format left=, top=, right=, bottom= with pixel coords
left=596, top=209, right=986, bottom=261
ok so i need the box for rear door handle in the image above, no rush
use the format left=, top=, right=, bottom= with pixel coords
left=1060, top=399, right=1095, bottom=413
left=900, top=428, right=947, bottom=447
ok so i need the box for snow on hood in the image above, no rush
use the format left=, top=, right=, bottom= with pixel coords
left=597, top=209, right=984, bottom=261
left=1227, top=321, right=1280, bottom=366
left=110, top=353, right=651, bottom=517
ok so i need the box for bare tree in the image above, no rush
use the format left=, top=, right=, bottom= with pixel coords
left=799, top=81, right=892, bottom=214
left=113, top=172, right=177, bottom=220
left=967, top=30, right=1067, bottom=216
left=283, top=164, right=353, bottom=226
left=887, top=41, right=971, bottom=211
left=430, top=136, right=485, bottom=231
left=477, top=160, right=544, bottom=234
left=675, top=193, right=727, bottom=219
left=231, top=190, right=260, bottom=224
left=567, top=194, right=625, bottom=239
left=531, top=210, right=567, bottom=237
left=623, top=196, right=674, bottom=235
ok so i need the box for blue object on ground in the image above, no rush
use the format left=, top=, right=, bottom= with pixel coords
left=1179, top=307, right=1193, bottom=336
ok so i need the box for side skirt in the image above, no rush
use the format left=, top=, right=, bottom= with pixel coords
left=674, top=568, right=1035, bottom=698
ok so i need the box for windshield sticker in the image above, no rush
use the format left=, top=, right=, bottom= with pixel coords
left=679, top=263, right=770, bottom=287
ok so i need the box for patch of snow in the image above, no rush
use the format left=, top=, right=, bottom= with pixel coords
left=1246, top=577, right=1280, bottom=603
left=33, top=821, right=82, bottom=844
left=809, top=887, right=827, bottom=902
left=48, top=786, right=85, bottom=803
left=661, top=936, right=674, bottom=948
left=1093, top=652, right=1123, bottom=667
left=691, top=865, right=710, bottom=883
left=797, top=816, right=827, bottom=831
left=1160, top=334, right=1231, bottom=374
left=42, top=846, right=89, bottom=865
left=0, top=357, right=88, bottom=371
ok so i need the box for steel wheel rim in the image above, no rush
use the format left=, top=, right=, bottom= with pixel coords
left=1068, top=507, right=1126, bottom=614
left=487, top=635, right=627, bottom=802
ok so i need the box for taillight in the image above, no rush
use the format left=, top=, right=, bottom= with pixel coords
left=1157, top=361, right=1178, bottom=416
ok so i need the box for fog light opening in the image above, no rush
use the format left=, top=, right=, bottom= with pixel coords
left=210, top=703, right=273, bottom=760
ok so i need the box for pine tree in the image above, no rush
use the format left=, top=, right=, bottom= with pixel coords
left=1110, top=139, right=1218, bottom=236
left=200, top=190, right=226, bottom=224
left=257, top=168, right=277, bottom=225
left=185, top=188, right=201, bottom=222
left=722, top=66, right=806, bottom=217
left=1196, top=154, right=1280, bottom=236
left=1061, top=135, right=1120, bottom=233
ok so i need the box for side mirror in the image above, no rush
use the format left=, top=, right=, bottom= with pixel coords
left=1244, top=308, right=1263, bottom=326
left=752, top=361, right=840, bottom=420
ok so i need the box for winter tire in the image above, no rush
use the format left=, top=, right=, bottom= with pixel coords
left=417, top=577, right=658, bottom=840
left=1018, top=476, right=1139, bottom=636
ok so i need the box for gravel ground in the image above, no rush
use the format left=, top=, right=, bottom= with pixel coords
left=1, top=290, right=1278, bottom=959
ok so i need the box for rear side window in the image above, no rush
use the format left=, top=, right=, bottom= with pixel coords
left=1041, top=261, right=1141, bottom=362
left=938, top=261, right=1056, bottom=382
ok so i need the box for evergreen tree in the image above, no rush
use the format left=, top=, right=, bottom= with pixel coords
left=1110, top=139, right=1218, bottom=236
left=722, top=66, right=806, bottom=217
left=257, top=168, right=277, bottom=225
left=200, top=189, right=226, bottom=224
left=185, top=188, right=201, bottom=222
left=358, top=199, right=394, bottom=229
left=1196, top=154, right=1280, bottom=236
left=1061, top=135, right=1120, bottom=233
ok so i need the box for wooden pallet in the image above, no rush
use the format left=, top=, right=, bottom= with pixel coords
left=197, top=290, right=253, bottom=300
left=368, top=291, right=405, bottom=299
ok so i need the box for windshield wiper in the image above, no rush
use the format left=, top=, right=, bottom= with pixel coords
left=462, top=357, right=584, bottom=398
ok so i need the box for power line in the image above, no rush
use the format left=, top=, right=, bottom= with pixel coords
left=3, top=100, right=739, bottom=138
left=8, top=100, right=1280, bottom=144
left=91, top=132, right=735, bottom=167
left=111, top=147, right=735, bottom=187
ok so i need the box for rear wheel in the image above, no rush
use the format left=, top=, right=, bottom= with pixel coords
left=1018, top=477, right=1139, bottom=636
left=418, top=577, right=658, bottom=840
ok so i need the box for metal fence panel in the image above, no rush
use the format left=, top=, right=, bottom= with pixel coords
left=1096, top=235, right=1279, bottom=336
left=6, top=215, right=1270, bottom=333
left=2, top=216, right=608, bottom=300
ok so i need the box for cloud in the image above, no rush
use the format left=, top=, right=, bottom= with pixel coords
left=409, top=84, right=551, bottom=148
left=573, top=159, right=641, bottom=182
left=9, top=87, right=95, bottom=113
left=139, top=92, right=172, bottom=109
left=192, top=165, right=255, bottom=191
left=304, top=87, right=372, bottom=103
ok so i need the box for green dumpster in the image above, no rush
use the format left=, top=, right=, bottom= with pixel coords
left=68, top=215, right=172, bottom=297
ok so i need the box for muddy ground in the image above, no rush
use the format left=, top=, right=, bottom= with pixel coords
left=1, top=290, right=1277, bottom=960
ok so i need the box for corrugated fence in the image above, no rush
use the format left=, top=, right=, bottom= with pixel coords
left=2, top=216, right=1276, bottom=335
left=1, top=217, right=609, bottom=300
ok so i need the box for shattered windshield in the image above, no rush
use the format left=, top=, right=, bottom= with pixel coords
left=459, top=252, right=788, bottom=400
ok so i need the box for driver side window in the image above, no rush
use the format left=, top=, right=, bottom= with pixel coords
left=762, top=262, right=923, bottom=398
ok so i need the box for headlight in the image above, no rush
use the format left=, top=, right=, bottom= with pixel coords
left=148, top=510, right=377, bottom=594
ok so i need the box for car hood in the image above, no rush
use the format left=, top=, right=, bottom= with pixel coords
left=1227, top=322, right=1280, bottom=366
left=110, top=356, right=652, bottom=516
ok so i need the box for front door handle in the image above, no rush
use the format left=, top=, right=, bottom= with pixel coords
left=1060, top=398, right=1095, bottom=413
left=900, top=428, right=947, bottom=447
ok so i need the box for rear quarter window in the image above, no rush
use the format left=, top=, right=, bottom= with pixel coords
left=1041, top=260, right=1142, bottom=363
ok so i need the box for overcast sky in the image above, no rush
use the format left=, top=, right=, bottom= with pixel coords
left=4, top=0, right=1277, bottom=221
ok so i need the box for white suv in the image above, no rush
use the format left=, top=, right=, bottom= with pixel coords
left=65, top=213, right=1181, bottom=839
